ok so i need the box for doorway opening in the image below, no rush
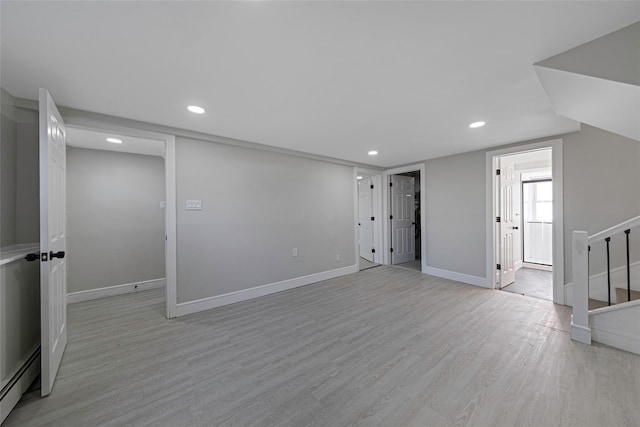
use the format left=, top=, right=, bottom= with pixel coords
left=356, top=171, right=382, bottom=271
left=488, top=143, right=564, bottom=303
left=389, top=170, right=422, bottom=271
left=64, top=121, right=177, bottom=318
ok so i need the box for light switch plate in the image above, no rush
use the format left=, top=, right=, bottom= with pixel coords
left=186, top=200, right=202, bottom=210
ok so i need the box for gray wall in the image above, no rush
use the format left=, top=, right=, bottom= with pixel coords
left=423, top=124, right=640, bottom=285
left=0, top=89, right=39, bottom=246
left=15, top=111, right=40, bottom=243
left=67, top=147, right=165, bottom=293
left=176, top=137, right=355, bottom=304
left=425, top=150, right=486, bottom=277
left=1, top=110, right=17, bottom=246
left=563, top=124, right=640, bottom=280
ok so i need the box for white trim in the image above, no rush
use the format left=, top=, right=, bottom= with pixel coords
left=0, top=243, right=39, bottom=266
left=522, top=262, right=553, bottom=271
left=486, top=139, right=564, bottom=305
left=589, top=298, right=640, bottom=315
left=164, top=136, right=177, bottom=318
left=589, top=214, right=640, bottom=244
left=176, top=265, right=357, bottom=317
left=589, top=300, right=640, bottom=354
left=67, top=278, right=166, bottom=304
left=63, top=119, right=178, bottom=319
left=355, top=168, right=384, bottom=269
left=382, top=163, right=426, bottom=272
left=0, top=349, right=40, bottom=425
left=353, top=168, right=360, bottom=269
left=570, top=317, right=592, bottom=345
left=591, top=326, right=640, bottom=355
left=565, top=282, right=574, bottom=307
left=424, top=266, right=488, bottom=288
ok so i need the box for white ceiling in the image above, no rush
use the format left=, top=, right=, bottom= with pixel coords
left=1, top=2, right=638, bottom=167
left=66, top=127, right=165, bottom=157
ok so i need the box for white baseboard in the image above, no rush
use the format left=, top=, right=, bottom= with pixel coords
left=522, top=262, right=552, bottom=271
left=423, top=266, right=488, bottom=288
left=0, top=348, right=40, bottom=425
left=67, top=278, right=166, bottom=304
left=591, top=326, right=640, bottom=355
left=590, top=299, right=640, bottom=355
left=176, top=265, right=358, bottom=317
left=570, top=316, right=592, bottom=345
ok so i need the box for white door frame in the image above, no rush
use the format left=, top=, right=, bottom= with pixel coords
left=354, top=168, right=383, bottom=269
left=63, top=118, right=178, bottom=318
left=485, top=139, right=564, bottom=305
left=383, top=163, right=426, bottom=272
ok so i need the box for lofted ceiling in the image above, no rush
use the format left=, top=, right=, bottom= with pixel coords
left=1, top=1, right=638, bottom=167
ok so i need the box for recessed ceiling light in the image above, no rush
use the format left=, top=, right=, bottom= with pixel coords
left=469, top=121, right=486, bottom=128
left=187, top=105, right=205, bottom=114
left=357, top=176, right=363, bottom=180
left=368, top=150, right=378, bottom=156
left=106, top=138, right=122, bottom=144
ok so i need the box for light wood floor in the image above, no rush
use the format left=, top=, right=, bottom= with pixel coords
left=5, top=267, right=640, bottom=426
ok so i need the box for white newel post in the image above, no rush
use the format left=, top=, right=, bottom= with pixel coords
left=570, top=231, right=591, bottom=345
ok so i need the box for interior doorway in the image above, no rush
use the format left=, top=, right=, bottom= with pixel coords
left=390, top=170, right=422, bottom=271
left=356, top=171, right=382, bottom=271
left=491, top=148, right=556, bottom=301
left=64, top=120, right=177, bottom=317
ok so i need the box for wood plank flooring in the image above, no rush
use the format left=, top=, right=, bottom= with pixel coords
left=5, top=267, right=640, bottom=426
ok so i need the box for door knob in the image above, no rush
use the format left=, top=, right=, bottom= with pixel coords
left=50, top=251, right=66, bottom=259
left=25, top=253, right=40, bottom=262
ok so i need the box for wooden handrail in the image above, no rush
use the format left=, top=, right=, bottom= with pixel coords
left=588, top=214, right=640, bottom=244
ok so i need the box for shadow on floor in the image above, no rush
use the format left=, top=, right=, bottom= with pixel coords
left=501, top=267, right=552, bottom=301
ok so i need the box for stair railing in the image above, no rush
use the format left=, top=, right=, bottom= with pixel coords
left=571, top=214, right=640, bottom=346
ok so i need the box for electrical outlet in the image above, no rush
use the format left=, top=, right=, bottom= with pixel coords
left=292, top=248, right=298, bottom=257
left=336, top=254, right=340, bottom=262
left=160, top=201, right=166, bottom=210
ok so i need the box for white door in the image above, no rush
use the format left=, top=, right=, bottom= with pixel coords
left=358, top=178, right=375, bottom=262
left=391, top=175, right=415, bottom=264
left=499, top=157, right=517, bottom=288
left=39, top=88, right=68, bottom=396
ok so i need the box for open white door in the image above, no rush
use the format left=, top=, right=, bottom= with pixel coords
left=499, top=157, right=517, bottom=288
left=358, top=177, right=375, bottom=262
left=39, top=88, right=68, bottom=396
left=391, top=175, right=415, bottom=264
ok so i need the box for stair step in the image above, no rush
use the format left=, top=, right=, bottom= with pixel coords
left=588, top=298, right=609, bottom=310
left=615, top=287, right=640, bottom=304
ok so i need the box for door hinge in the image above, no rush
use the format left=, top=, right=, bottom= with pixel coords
left=390, top=248, right=394, bottom=253
left=496, top=169, right=501, bottom=176
left=370, top=184, right=374, bottom=189
left=371, top=248, right=375, bottom=253
left=496, top=263, right=501, bottom=270
left=389, top=182, right=393, bottom=187
left=496, top=216, right=501, bottom=223
left=390, top=215, right=393, bottom=220
left=371, top=216, right=374, bottom=221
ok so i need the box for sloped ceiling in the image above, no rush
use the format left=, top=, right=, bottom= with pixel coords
left=2, top=2, right=639, bottom=166
left=535, top=22, right=640, bottom=142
